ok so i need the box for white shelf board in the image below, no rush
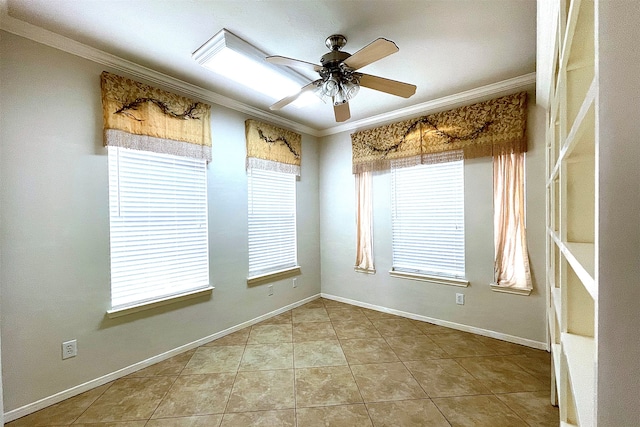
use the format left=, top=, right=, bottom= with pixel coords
left=552, top=342, right=562, bottom=387
left=560, top=0, right=582, bottom=70
left=552, top=287, right=562, bottom=320
left=562, top=333, right=595, bottom=427
left=561, top=78, right=596, bottom=160
left=562, top=242, right=596, bottom=299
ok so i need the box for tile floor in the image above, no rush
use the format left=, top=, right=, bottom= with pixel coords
left=8, top=298, right=559, bottom=426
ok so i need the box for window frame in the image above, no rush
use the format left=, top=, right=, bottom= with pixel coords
left=246, top=168, right=300, bottom=285
left=390, top=160, right=468, bottom=287
left=106, top=146, right=212, bottom=317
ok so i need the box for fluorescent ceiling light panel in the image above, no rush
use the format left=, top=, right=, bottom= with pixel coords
left=193, top=29, right=313, bottom=106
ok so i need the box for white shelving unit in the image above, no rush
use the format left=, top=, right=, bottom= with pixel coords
left=543, top=0, right=597, bottom=425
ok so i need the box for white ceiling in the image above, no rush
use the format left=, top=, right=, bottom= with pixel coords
left=4, top=0, right=536, bottom=132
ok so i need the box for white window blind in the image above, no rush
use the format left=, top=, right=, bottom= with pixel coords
left=108, top=146, right=209, bottom=311
left=391, top=160, right=465, bottom=278
left=248, top=169, right=297, bottom=277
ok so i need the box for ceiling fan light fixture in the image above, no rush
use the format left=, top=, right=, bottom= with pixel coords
left=341, top=80, right=360, bottom=100
left=321, top=74, right=341, bottom=97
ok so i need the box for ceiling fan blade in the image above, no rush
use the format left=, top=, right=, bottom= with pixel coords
left=342, top=38, right=399, bottom=70
left=333, top=102, right=351, bottom=122
left=266, top=55, right=324, bottom=72
left=359, top=73, right=417, bottom=98
left=270, top=80, right=321, bottom=110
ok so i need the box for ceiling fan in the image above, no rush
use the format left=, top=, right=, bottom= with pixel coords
left=266, top=34, right=417, bottom=122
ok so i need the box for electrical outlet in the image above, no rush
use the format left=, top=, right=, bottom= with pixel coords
left=456, top=293, right=465, bottom=305
left=292, top=278, right=297, bottom=288
left=268, top=285, right=273, bottom=296
left=62, top=339, right=77, bottom=359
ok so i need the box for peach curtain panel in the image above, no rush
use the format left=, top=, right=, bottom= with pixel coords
left=245, top=120, right=302, bottom=176
left=101, top=71, right=212, bottom=161
left=355, top=171, right=375, bottom=272
left=493, top=152, right=532, bottom=291
left=350, top=92, right=528, bottom=173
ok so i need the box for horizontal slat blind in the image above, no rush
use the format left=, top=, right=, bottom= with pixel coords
left=108, top=146, right=209, bottom=310
left=248, top=169, right=297, bottom=277
left=391, top=160, right=465, bottom=278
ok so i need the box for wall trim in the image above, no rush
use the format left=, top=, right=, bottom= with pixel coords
left=0, top=6, right=535, bottom=138
left=4, top=294, right=321, bottom=423
left=321, top=292, right=548, bottom=351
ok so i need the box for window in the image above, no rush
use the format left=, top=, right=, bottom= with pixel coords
left=391, top=160, right=465, bottom=280
left=107, top=146, right=210, bottom=313
left=247, top=168, right=297, bottom=279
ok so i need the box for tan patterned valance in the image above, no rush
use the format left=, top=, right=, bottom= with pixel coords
left=351, top=92, right=527, bottom=173
left=101, top=71, right=212, bottom=161
left=245, top=119, right=302, bottom=176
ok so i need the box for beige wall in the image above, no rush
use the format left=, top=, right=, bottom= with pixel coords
left=318, top=97, right=548, bottom=344
left=0, top=31, right=321, bottom=412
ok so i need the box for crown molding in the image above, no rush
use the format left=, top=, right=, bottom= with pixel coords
left=1, top=5, right=536, bottom=139
left=0, top=8, right=322, bottom=137
left=318, top=72, right=536, bottom=136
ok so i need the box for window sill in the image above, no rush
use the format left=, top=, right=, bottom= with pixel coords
left=490, top=283, right=532, bottom=296
left=247, top=266, right=301, bottom=286
left=106, top=286, right=214, bottom=318
left=389, top=270, right=469, bottom=287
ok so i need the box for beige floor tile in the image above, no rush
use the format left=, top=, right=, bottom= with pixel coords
left=321, top=299, right=354, bottom=309
left=300, top=299, right=326, bottom=309
left=7, top=383, right=112, bottom=426
left=412, top=320, right=458, bottom=335
left=327, top=308, right=368, bottom=323
left=366, top=399, right=450, bottom=427
left=181, top=346, right=244, bottom=374
left=473, top=336, right=532, bottom=356
left=248, top=324, right=293, bottom=344
left=294, top=340, right=347, bottom=368
left=293, top=321, right=337, bottom=342
left=72, top=422, right=147, bottom=427
left=350, top=362, right=427, bottom=403
left=295, top=366, right=363, bottom=407
left=220, top=409, right=295, bottom=427
left=239, top=343, right=293, bottom=371
left=296, top=404, right=373, bottom=427
left=496, top=390, right=559, bottom=426
left=339, top=338, right=399, bottom=364
left=360, top=309, right=399, bottom=320
left=512, top=353, right=552, bottom=385
left=151, top=373, right=235, bottom=418
left=75, top=377, right=176, bottom=423
left=226, top=369, right=295, bottom=412
left=433, top=395, right=527, bottom=427
left=145, top=414, right=223, bottom=426
left=332, top=320, right=380, bottom=340
left=204, top=329, right=250, bottom=346
left=456, top=356, right=547, bottom=393
left=292, top=307, right=330, bottom=323
left=404, top=359, right=491, bottom=398
left=371, top=319, right=424, bottom=337
left=258, top=311, right=293, bottom=325
left=126, top=350, right=196, bottom=378
left=430, top=332, right=498, bottom=357
left=384, top=335, right=447, bottom=361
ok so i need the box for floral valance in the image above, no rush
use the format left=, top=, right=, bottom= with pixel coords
left=245, top=119, right=302, bottom=176
left=101, top=71, right=212, bottom=162
left=351, top=92, right=527, bottom=173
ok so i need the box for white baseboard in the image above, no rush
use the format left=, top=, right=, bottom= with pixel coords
left=321, top=292, right=548, bottom=350
left=4, top=294, right=321, bottom=423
